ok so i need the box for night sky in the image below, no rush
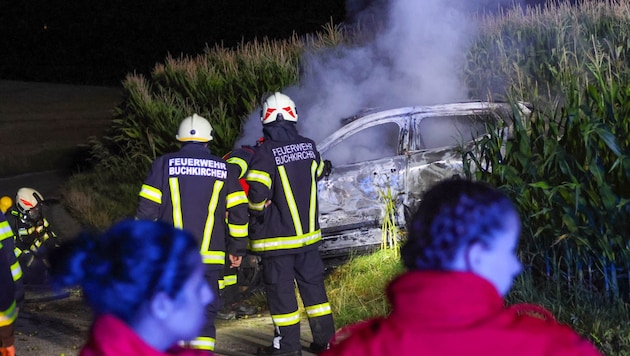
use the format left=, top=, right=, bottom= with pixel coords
left=0, top=0, right=346, bottom=86
left=0, top=0, right=570, bottom=87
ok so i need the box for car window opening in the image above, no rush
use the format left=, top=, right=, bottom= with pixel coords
left=322, top=123, right=400, bottom=166
left=418, top=115, right=489, bottom=150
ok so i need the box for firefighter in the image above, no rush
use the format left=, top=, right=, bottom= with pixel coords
left=6, top=187, right=57, bottom=286
left=136, top=113, right=249, bottom=352
left=246, top=92, right=334, bottom=355
left=0, top=208, right=23, bottom=312
left=218, top=140, right=265, bottom=319
left=0, top=210, right=18, bottom=356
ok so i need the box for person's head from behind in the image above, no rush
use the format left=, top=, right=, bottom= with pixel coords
left=260, top=92, right=298, bottom=125
left=176, top=113, right=213, bottom=144
left=401, top=178, right=522, bottom=296
left=50, top=219, right=213, bottom=350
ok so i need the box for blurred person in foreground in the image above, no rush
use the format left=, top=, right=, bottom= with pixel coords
left=322, top=178, right=601, bottom=356
left=49, top=219, right=214, bottom=356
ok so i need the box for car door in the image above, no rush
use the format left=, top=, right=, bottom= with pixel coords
left=316, top=112, right=410, bottom=256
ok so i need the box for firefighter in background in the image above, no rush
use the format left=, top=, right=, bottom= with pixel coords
left=136, top=113, right=249, bottom=352
left=0, top=196, right=12, bottom=215
left=6, top=187, right=58, bottom=286
left=0, top=202, right=23, bottom=312
left=218, top=139, right=264, bottom=319
left=246, top=92, right=334, bottom=356
left=0, top=216, right=18, bottom=356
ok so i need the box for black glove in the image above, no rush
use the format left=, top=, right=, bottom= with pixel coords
left=323, top=160, right=333, bottom=177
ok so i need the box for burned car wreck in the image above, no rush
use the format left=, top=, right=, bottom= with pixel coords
left=316, top=101, right=531, bottom=258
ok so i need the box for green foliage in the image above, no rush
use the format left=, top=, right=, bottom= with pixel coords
left=464, top=1, right=630, bottom=300
left=466, top=0, right=630, bottom=105
left=95, top=36, right=305, bottom=180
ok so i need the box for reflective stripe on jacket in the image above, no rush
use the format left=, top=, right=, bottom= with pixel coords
left=0, top=218, right=21, bottom=284
left=0, top=240, right=16, bottom=327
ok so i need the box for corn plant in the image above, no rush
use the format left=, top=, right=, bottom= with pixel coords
left=376, top=175, right=400, bottom=254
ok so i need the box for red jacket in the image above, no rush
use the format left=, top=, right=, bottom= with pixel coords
left=80, top=314, right=211, bottom=356
left=322, top=271, right=601, bottom=356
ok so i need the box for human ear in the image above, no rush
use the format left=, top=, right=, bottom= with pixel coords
left=464, top=241, right=486, bottom=273
left=150, top=291, right=174, bottom=320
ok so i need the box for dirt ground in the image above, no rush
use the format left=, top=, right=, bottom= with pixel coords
left=2, top=81, right=321, bottom=356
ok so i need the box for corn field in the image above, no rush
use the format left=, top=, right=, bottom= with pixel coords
left=464, top=0, right=630, bottom=302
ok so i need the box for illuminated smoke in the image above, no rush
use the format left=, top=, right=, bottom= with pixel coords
left=236, top=0, right=520, bottom=148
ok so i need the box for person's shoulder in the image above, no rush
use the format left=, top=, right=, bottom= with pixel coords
left=302, top=136, right=320, bottom=151
left=297, top=134, right=316, bottom=143
left=504, top=304, right=601, bottom=354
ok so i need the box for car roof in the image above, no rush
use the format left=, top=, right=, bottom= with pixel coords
left=318, top=101, right=531, bottom=152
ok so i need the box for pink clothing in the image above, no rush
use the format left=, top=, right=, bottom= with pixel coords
left=322, top=271, right=601, bottom=356
left=80, top=314, right=211, bottom=356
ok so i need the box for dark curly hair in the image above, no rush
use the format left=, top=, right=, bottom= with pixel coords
left=49, top=219, right=200, bottom=323
left=401, top=178, right=518, bottom=271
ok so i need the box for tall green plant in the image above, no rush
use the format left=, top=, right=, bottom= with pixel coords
left=465, top=74, right=630, bottom=300
left=463, top=0, right=630, bottom=301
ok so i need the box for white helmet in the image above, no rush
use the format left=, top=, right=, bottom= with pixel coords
left=176, top=113, right=213, bottom=142
left=260, top=92, right=298, bottom=125
left=16, top=187, right=43, bottom=218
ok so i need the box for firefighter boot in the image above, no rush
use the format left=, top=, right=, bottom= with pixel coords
left=256, top=345, right=302, bottom=356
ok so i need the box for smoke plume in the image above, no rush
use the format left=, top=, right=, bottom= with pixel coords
left=237, top=0, right=521, bottom=147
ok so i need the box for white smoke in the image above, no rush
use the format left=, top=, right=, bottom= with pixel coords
left=236, top=0, right=520, bottom=147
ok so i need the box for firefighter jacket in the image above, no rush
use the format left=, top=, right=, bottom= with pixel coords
left=7, top=209, right=56, bottom=261
left=322, top=271, right=602, bottom=356
left=0, top=239, right=17, bottom=348
left=80, top=314, right=211, bottom=356
left=245, top=123, right=327, bottom=257
left=0, top=215, right=21, bottom=303
left=137, top=143, right=249, bottom=268
left=223, top=142, right=260, bottom=195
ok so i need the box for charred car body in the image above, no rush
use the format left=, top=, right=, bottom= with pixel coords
left=316, top=101, right=531, bottom=258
